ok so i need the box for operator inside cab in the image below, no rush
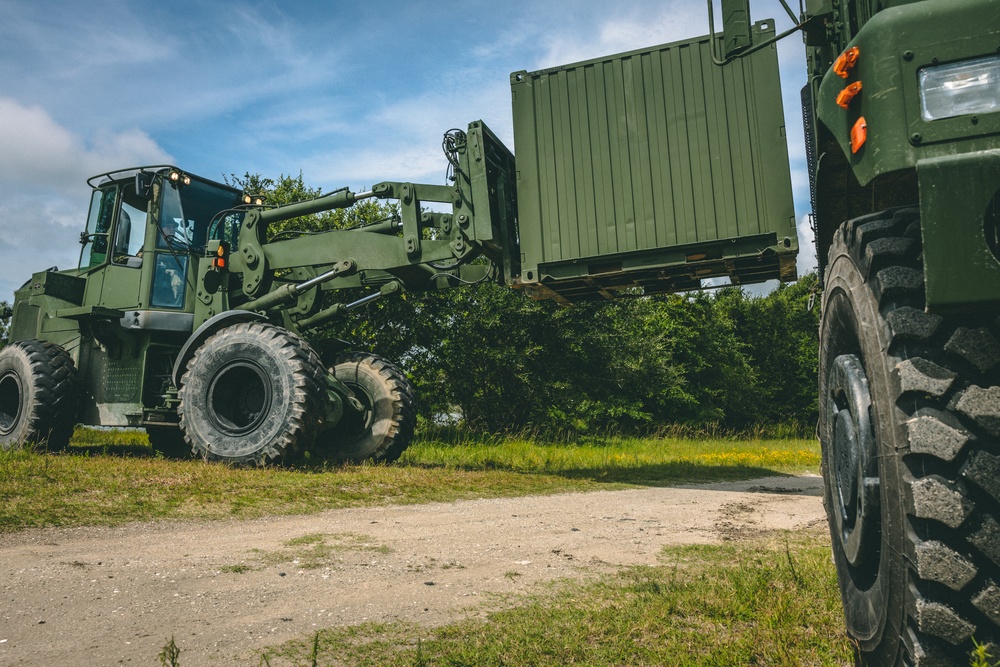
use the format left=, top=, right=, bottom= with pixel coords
left=157, top=218, right=189, bottom=249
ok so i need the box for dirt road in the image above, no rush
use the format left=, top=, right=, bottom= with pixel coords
left=0, top=476, right=827, bottom=666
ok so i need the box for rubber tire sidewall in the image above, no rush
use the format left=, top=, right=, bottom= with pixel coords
left=178, top=324, right=321, bottom=464
left=0, top=344, right=38, bottom=450
left=322, top=354, right=415, bottom=463
left=820, top=236, right=908, bottom=664
left=0, top=341, right=75, bottom=452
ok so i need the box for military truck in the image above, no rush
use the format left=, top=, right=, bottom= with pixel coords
left=779, top=0, right=1000, bottom=663
left=1, top=0, right=997, bottom=663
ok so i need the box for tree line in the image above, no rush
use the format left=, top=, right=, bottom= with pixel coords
left=342, top=273, right=819, bottom=434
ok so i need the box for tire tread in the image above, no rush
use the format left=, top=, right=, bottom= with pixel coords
left=0, top=339, right=77, bottom=450
left=178, top=322, right=326, bottom=465
left=823, top=206, right=1000, bottom=660
left=320, top=352, right=416, bottom=464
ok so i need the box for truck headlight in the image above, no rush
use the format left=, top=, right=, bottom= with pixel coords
left=920, top=55, right=1000, bottom=121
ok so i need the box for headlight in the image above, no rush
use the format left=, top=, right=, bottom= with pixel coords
left=920, top=55, right=1000, bottom=121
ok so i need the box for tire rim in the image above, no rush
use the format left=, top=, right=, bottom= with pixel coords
left=0, top=370, right=23, bottom=437
left=206, top=361, right=272, bottom=437
left=338, top=381, right=376, bottom=443
left=826, top=294, right=882, bottom=591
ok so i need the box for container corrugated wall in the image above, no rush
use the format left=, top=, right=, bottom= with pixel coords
left=510, top=21, right=796, bottom=301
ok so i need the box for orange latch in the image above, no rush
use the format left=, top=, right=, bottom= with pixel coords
left=834, top=46, right=860, bottom=79
left=851, top=117, right=868, bottom=154
left=837, top=81, right=863, bottom=109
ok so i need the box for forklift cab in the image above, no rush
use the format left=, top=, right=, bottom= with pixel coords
left=78, top=167, right=244, bottom=313
left=79, top=172, right=150, bottom=309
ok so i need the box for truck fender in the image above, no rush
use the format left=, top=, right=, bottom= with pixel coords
left=171, top=310, right=268, bottom=388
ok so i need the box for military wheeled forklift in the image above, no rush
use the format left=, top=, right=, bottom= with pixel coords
left=0, top=27, right=797, bottom=469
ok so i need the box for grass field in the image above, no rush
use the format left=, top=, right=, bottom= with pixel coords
left=0, top=427, right=820, bottom=533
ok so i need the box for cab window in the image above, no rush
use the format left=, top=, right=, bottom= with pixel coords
left=149, top=174, right=242, bottom=310
left=150, top=254, right=188, bottom=309
left=111, top=183, right=146, bottom=267
left=80, top=187, right=117, bottom=268
left=158, top=177, right=243, bottom=251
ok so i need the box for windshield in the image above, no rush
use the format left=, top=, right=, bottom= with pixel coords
left=158, top=177, right=243, bottom=251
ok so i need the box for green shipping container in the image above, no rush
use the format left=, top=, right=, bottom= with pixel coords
left=510, top=20, right=797, bottom=302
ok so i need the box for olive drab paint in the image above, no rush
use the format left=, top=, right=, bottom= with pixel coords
left=510, top=22, right=797, bottom=302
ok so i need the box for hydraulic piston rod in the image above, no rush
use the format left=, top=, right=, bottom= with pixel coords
left=236, top=260, right=357, bottom=313
left=295, top=281, right=401, bottom=330
left=257, top=189, right=376, bottom=226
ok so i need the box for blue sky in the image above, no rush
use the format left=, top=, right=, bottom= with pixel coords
left=0, top=0, right=813, bottom=301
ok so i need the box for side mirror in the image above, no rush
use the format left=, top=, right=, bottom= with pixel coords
left=722, top=0, right=753, bottom=58
left=135, top=171, right=154, bottom=198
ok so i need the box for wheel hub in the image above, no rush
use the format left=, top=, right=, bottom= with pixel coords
left=206, top=361, right=272, bottom=437
left=0, top=370, right=23, bottom=436
left=829, top=354, right=881, bottom=575
left=338, top=383, right=375, bottom=441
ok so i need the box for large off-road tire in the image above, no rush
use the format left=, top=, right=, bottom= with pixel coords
left=316, top=352, right=416, bottom=463
left=146, top=426, right=192, bottom=459
left=820, top=207, right=1000, bottom=665
left=0, top=340, right=77, bottom=452
left=177, top=322, right=326, bottom=465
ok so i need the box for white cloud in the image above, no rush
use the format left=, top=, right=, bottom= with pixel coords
left=278, top=75, right=515, bottom=190
left=0, top=99, right=85, bottom=189
left=0, top=98, right=172, bottom=299
left=0, top=98, right=171, bottom=190
left=796, top=213, right=818, bottom=276
left=536, top=6, right=710, bottom=68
